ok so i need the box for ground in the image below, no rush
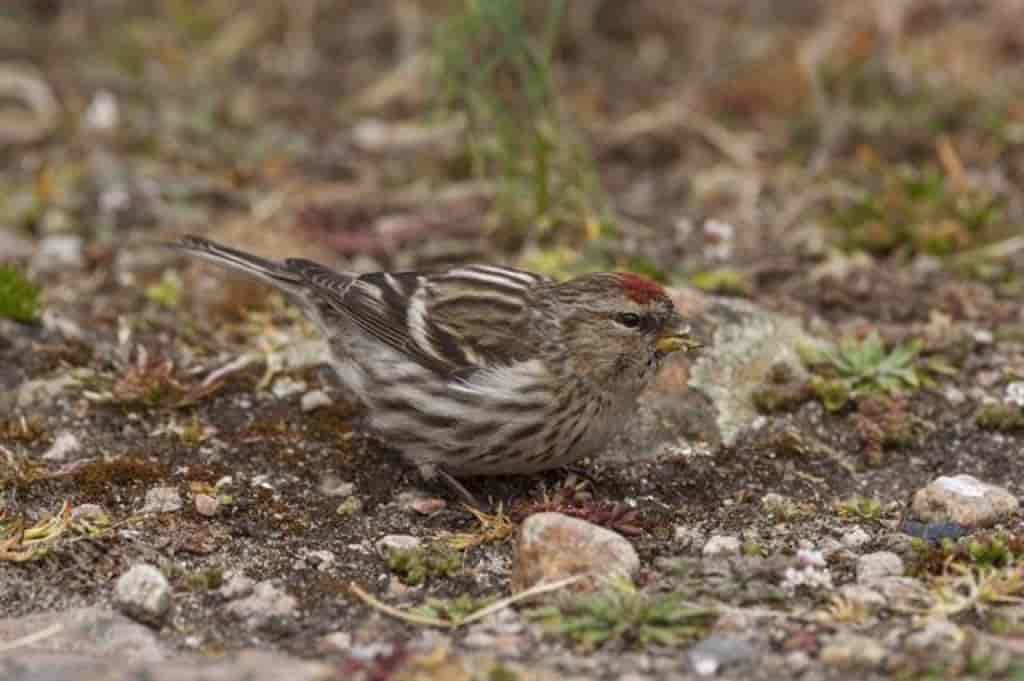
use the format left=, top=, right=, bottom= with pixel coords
left=1, top=2, right=1024, bottom=680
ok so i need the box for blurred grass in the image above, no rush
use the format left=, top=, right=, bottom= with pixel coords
left=433, top=0, right=615, bottom=251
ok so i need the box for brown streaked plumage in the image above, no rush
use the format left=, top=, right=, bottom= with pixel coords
left=171, top=235, right=700, bottom=501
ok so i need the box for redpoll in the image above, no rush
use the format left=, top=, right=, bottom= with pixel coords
left=172, top=236, right=699, bottom=499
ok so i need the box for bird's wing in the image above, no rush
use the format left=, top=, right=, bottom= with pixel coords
left=284, top=260, right=551, bottom=374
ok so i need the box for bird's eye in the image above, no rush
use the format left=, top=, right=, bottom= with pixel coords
left=616, top=312, right=642, bottom=329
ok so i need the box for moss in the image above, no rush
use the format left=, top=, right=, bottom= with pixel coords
left=975, top=404, right=1024, bottom=432
left=386, top=543, right=462, bottom=586
left=72, top=458, right=166, bottom=501
left=811, top=376, right=852, bottom=412
left=0, top=265, right=41, bottom=323
left=690, top=268, right=751, bottom=296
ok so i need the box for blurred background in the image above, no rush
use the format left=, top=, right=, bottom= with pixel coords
left=1, top=0, right=1022, bottom=302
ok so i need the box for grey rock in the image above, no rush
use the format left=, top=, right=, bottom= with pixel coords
left=0, top=607, right=167, bottom=661
left=224, top=581, right=298, bottom=629
left=688, top=635, right=757, bottom=676
left=841, top=527, right=871, bottom=549
left=193, top=494, right=219, bottom=517
left=35, top=235, right=83, bottom=271
left=300, top=389, right=333, bottom=412
left=141, top=486, right=182, bottom=513
left=375, top=534, right=421, bottom=557
left=113, top=564, right=171, bottom=626
left=40, top=431, right=80, bottom=461
left=72, top=650, right=335, bottom=681
left=912, top=475, right=1019, bottom=528
left=219, top=573, right=256, bottom=600
left=16, top=374, right=79, bottom=409
left=512, top=512, right=639, bottom=594
left=836, top=584, right=887, bottom=612
left=819, top=633, right=886, bottom=669
left=702, top=535, right=741, bottom=558
left=0, top=653, right=108, bottom=681
left=857, top=551, right=905, bottom=583
left=602, top=290, right=827, bottom=463
left=319, top=475, right=355, bottom=497
left=905, top=620, right=963, bottom=651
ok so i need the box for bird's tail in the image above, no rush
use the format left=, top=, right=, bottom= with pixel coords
left=170, top=235, right=306, bottom=293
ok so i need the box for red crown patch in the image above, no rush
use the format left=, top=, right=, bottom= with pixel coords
left=619, top=273, right=666, bottom=304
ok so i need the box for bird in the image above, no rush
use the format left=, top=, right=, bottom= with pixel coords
left=171, top=235, right=700, bottom=502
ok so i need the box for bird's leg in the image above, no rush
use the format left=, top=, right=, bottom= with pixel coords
left=561, top=464, right=599, bottom=487
left=436, top=468, right=487, bottom=510
left=417, top=462, right=486, bottom=510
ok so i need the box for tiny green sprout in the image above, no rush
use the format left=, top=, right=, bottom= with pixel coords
left=837, top=496, right=883, bottom=521
left=967, top=536, right=1015, bottom=568
left=0, top=265, right=42, bottom=323
left=528, top=577, right=714, bottom=649
left=690, top=268, right=751, bottom=296
left=145, top=270, right=183, bottom=308
left=411, top=595, right=496, bottom=625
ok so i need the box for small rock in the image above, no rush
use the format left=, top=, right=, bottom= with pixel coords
left=113, top=564, right=171, bottom=626
left=16, top=374, right=79, bottom=409
left=41, top=431, right=81, bottom=461
left=819, top=633, right=886, bottom=669
left=841, top=527, right=871, bottom=549
left=319, top=475, right=355, bottom=497
left=512, top=512, right=640, bottom=594
left=871, top=576, right=935, bottom=612
left=220, top=573, right=256, bottom=600
left=194, top=493, right=219, bottom=517
left=298, top=549, right=336, bottom=572
left=72, top=503, right=109, bottom=523
left=35, top=235, right=83, bottom=271
left=703, top=535, right=742, bottom=558
left=689, top=635, right=756, bottom=676
left=911, top=475, right=1019, bottom=528
left=301, top=389, right=333, bottom=412
left=83, top=89, right=119, bottom=131
left=225, top=581, right=298, bottom=629
left=761, top=493, right=790, bottom=514
left=385, top=576, right=417, bottom=599
left=141, top=486, right=183, bottom=513
left=857, top=551, right=904, bottom=583
left=375, top=534, right=422, bottom=557
left=836, top=584, right=887, bottom=611
left=0, top=607, right=167, bottom=661
left=336, top=496, right=364, bottom=516
left=109, top=649, right=335, bottom=681
left=674, top=526, right=705, bottom=549
left=271, top=376, right=307, bottom=399
left=900, top=520, right=970, bottom=543
left=1006, top=381, right=1024, bottom=407
left=397, top=491, right=447, bottom=515
left=905, top=620, right=963, bottom=651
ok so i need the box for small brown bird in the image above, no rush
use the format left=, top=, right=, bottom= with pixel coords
left=173, top=236, right=699, bottom=500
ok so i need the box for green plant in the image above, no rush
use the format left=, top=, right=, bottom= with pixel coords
left=411, top=595, right=496, bottom=625
left=528, top=578, right=714, bottom=649
left=386, top=543, right=462, bottom=586
left=808, top=332, right=922, bottom=410
left=0, top=265, right=41, bottom=323
left=836, top=496, right=883, bottom=521
left=433, top=0, right=613, bottom=242
left=831, top=163, right=1004, bottom=257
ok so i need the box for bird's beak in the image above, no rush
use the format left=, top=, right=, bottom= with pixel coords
left=655, top=326, right=702, bottom=354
